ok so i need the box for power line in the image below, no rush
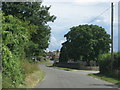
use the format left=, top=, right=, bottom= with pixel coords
left=88, top=6, right=112, bottom=24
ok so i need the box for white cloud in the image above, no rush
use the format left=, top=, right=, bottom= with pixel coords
left=48, top=36, right=66, bottom=51
left=43, top=0, right=119, bottom=51
left=74, top=0, right=119, bottom=3
left=60, top=39, right=66, bottom=45
left=44, top=48, right=50, bottom=52
left=43, top=0, right=119, bottom=3
left=95, top=18, right=107, bottom=23
left=50, top=36, right=58, bottom=46
left=49, top=36, right=60, bottom=50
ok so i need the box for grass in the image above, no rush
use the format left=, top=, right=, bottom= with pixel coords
left=19, top=69, right=45, bottom=88
left=88, top=73, right=120, bottom=87
left=19, top=60, right=49, bottom=88
left=21, top=60, right=40, bottom=75
left=46, top=63, right=80, bottom=71
left=46, top=63, right=99, bottom=71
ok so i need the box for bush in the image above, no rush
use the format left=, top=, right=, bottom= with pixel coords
left=113, top=52, right=120, bottom=70
left=99, top=53, right=111, bottom=73
left=2, top=46, right=24, bottom=88
left=99, top=52, right=120, bottom=80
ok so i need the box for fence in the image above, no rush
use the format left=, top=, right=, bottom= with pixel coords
left=54, top=61, right=99, bottom=70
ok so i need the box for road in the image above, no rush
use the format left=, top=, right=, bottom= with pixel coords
left=36, top=61, right=117, bottom=88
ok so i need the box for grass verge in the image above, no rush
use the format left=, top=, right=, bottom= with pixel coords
left=88, top=73, right=120, bottom=87
left=46, top=63, right=80, bottom=71
left=19, top=69, right=45, bottom=88
left=19, top=60, right=48, bottom=88
left=46, top=63, right=99, bottom=71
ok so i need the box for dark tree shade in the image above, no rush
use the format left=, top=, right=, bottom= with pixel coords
left=59, top=24, right=111, bottom=64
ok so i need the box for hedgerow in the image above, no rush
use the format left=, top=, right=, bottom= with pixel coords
left=99, top=52, right=120, bottom=80
left=2, top=2, right=56, bottom=88
left=2, top=14, right=31, bottom=88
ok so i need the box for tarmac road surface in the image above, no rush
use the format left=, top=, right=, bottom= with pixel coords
left=36, top=61, right=118, bottom=88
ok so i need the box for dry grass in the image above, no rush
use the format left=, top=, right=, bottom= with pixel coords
left=21, top=60, right=39, bottom=75
left=18, top=60, right=49, bottom=88
left=19, top=70, right=45, bottom=88
left=19, top=60, right=45, bottom=88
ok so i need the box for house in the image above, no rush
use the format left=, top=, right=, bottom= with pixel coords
left=48, top=50, right=60, bottom=61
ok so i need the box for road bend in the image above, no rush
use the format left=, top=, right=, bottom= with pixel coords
left=36, top=61, right=117, bottom=88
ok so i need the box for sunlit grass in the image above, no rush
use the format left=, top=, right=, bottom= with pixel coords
left=19, top=60, right=48, bottom=88
left=19, top=69, right=45, bottom=88
left=88, top=73, right=119, bottom=87
left=21, top=60, right=40, bottom=75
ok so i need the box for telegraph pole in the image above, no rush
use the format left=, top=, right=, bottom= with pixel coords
left=111, top=2, right=114, bottom=71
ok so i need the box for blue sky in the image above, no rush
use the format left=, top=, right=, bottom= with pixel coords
left=42, top=0, right=119, bottom=52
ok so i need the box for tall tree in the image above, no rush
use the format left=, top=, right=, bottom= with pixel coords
left=2, top=2, right=56, bottom=56
left=59, top=25, right=111, bottom=65
left=2, top=2, right=56, bottom=88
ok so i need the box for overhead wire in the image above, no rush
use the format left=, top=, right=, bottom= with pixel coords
left=88, top=1, right=120, bottom=24
left=88, top=6, right=112, bottom=24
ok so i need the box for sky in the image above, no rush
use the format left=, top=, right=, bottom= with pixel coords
left=42, top=0, right=119, bottom=52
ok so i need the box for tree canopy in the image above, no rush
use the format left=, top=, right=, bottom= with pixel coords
left=2, top=2, right=56, bottom=87
left=59, top=25, right=111, bottom=65
left=2, top=2, right=56, bottom=56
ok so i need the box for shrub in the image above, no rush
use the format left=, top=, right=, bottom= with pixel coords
left=2, top=46, right=24, bottom=88
left=99, top=52, right=120, bottom=80
left=99, top=53, right=111, bottom=73
left=113, top=52, right=120, bottom=70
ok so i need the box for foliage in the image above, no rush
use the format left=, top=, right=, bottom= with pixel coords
left=2, top=2, right=56, bottom=24
left=59, top=25, right=111, bottom=65
left=2, top=14, right=32, bottom=88
left=2, top=45, right=24, bottom=88
left=88, top=73, right=119, bottom=84
left=99, top=52, right=120, bottom=80
left=2, top=2, right=56, bottom=56
left=2, top=2, right=56, bottom=88
left=21, top=60, right=39, bottom=75
left=19, top=70, right=45, bottom=88
left=98, top=53, right=111, bottom=73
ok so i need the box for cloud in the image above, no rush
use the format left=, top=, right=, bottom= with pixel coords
left=43, top=0, right=119, bottom=3
left=95, top=19, right=107, bottom=23
left=74, top=0, right=119, bottom=4
left=60, top=39, right=66, bottom=45
left=48, top=36, right=66, bottom=51
left=43, top=0, right=119, bottom=51
left=50, top=36, right=58, bottom=47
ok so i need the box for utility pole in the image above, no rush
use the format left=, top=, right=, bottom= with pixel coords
left=111, top=2, right=114, bottom=71
left=118, top=1, right=120, bottom=52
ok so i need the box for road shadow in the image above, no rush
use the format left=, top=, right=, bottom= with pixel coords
left=89, top=83, right=118, bottom=88
left=46, top=65, right=53, bottom=67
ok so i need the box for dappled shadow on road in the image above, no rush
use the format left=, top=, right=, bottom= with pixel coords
left=46, top=65, right=53, bottom=67
left=89, top=84, right=118, bottom=88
